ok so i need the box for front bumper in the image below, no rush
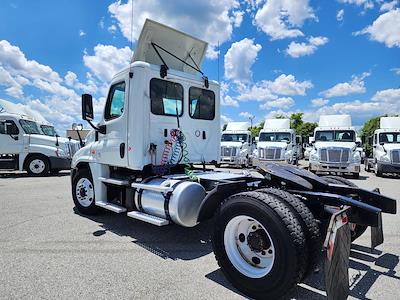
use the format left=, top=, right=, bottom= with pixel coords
left=220, top=156, right=248, bottom=166
left=49, top=156, right=72, bottom=170
left=377, top=162, right=400, bottom=174
left=309, top=161, right=360, bottom=174
left=253, top=157, right=286, bottom=167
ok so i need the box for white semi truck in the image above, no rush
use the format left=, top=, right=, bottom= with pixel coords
left=70, top=19, right=396, bottom=300
left=365, top=116, right=400, bottom=176
left=309, top=115, right=361, bottom=178
left=0, top=100, right=80, bottom=175
left=219, top=122, right=253, bottom=167
left=254, top=119, right=299, bottom=165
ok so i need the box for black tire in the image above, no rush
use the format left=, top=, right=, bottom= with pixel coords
left=212, top=191, right=307, bottom=299
left=322, top=176, right=367, bottom=241
left=375, top=163, right=383, bottom=177
left=25, top=155, right=49, bottom=176
left=72, top=168, right=98, bottom=215
left=256, top=188, right=321, bottom=280
left=352, top=172, right=360, bottom=179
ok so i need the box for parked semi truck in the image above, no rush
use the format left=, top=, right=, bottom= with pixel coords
left=309, top=115, right=361, bottom=178
left=253, top=118, right=299, bottom=166
left=219, top=122, right=253, bottom=167
left=365, top=116, right=400, bottom=176
left=71, top=19, right=396, bottom=299
left=0, top=99, right=80, bottom=175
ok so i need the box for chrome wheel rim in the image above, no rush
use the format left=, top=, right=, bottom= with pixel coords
left=224, top=215, right=275, bottom=278
left=76, top=178, right=94, bottom=207
left=29, top=159, right=45, bottom=174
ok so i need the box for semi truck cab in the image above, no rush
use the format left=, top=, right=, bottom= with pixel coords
left=365, top=117, right=400, bottom=176
left=309, top=115, right=361, bottom=178
left=219, top=122, right=253, bottom=167
left=254, top=118, right=298, bottom=165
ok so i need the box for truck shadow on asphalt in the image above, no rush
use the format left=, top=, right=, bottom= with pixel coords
left=77, top=209, right=400, bottom=299
left=0, top=171, right=70, bottom=179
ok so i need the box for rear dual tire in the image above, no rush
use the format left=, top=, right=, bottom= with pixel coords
left=212, top=191, right=307, bottom=299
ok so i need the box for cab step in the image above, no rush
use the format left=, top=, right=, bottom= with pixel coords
left=96, top=201, right=127, bottom=213
left=127, top=211, right=169, bottom=226
left=99, top=177, right=130, bottom=186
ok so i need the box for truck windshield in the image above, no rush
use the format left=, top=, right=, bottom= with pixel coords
left=315, top=130, right=355, bottom=142
left=40, top=125, right=57, bottom=136
left=19, top=119, right=41, bottom=134
left=221, top=134, right=248, bottom=142
left=259, top=132, right=290, bottom=142
left=379, top=132, right=400, bottom=143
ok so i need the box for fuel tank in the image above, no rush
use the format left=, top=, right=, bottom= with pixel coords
left=134, top=178, right=206, bottom=227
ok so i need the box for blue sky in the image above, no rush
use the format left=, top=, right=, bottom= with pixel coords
left=0, top=0, right=399, bottom=133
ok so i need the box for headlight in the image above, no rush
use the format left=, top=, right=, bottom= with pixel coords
left=352, top=151, right=361, bottom=163
left=310, top=152, right=319, bottom=161
left=379, top=155, right=390, bottom=162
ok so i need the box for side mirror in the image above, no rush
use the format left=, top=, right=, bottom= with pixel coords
left=82, top=94, right=94, bottom=121
left=356, top=141, right=361, bottom=147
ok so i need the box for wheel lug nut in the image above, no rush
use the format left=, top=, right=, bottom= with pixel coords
left=268, top=249, right=273, bottom=254
left=239, top=233, right=245, bottom=243
left=261, top=251, right=266, bottom=255
left=252, top=226, right=256, bottom=230
left=252, top=257, right=261, bottom=265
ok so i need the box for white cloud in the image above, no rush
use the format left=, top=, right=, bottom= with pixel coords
left=64, top=71, right=98, bottom=94
left=224, top=38, right=262, bottom=82
left=108, top=24, right=117, bottom=34
left=83, top=44, right=132, bottom=82
left=236, top=73, right=313, bottom=103
left=239, top=111, right=254, bottom=119
left=380, top=0, right=398, bottom=12
left=108, top=0, right=240, bottom=59
left=222, top=95, right=239, bottom=107
left=0, top=66, right=24, bottom=98
left=354, top=9, right=400, bottom=48
left=221, top=114, right=233, bottom=124
left=311, top=98, right=329, bottom=107
left=336, top=9, right=344, bottom=21
left=372, top=88, right=400, bottom=102
left=79, top=30, right=86, bottom=37
left=338, top=0, right=374, bottom=9
left=391, top=67, right=400, bottom=75
left=259, top=96, right=295, bottom=110
left=286, top=36, right=329, bottom=58
left=253, top=0, right=316, bottom=40
left=231, top=10, right=244, bottom=27
left=320, top=72, right=370, bottom=98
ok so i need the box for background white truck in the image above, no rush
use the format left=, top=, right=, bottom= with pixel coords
left=254, top=118, right=299, bottom=165
left=308, top=115, right=361, bottom=178
left=0, top=99, right=80, bottom=175
left=219, top=122, right=253, bottom=167
left=365, top=116, right=400, bottom=176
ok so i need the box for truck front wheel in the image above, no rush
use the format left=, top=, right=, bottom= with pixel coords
left=212, top=191, right=306, bottom=299
left=72, top=168, right=98, bottom=215
left=25, top=155, right=49, bottom=176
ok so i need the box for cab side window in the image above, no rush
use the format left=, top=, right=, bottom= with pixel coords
left=0, top=120, right=19, bottom=135
left=189, top=87, right=215, bottom=120
left=105, top=82, right=126, bottom=121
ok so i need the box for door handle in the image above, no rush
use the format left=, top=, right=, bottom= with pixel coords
left=120, top=143, right=125, bottom=158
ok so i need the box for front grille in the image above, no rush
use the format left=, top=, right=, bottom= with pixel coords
left=259, top=147, right=281, bottom=160
left=391, top=150, right=400, bottom=164
left=221, top=146, right=237, bottom=157
left=319, top=148, right=350, bottom=163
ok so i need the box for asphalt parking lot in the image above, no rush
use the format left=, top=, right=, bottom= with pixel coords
left=0, top=165, right=399, bottom=299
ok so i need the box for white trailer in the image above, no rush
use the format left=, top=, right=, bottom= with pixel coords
left=254, top=119, right=299, bottom=165
left=219, top=122, right=253, bottom=167
left=70, top=19, right=395, bottom=300
left=365, top=116, right=400, bottom=176
left=0, top=99, right=79, bottom=175
left=308, top=115, right=361, bottom=178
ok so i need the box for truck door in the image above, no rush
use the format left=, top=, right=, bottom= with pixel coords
left=0, top=119, right=22, bottom=154
left=96, top=80, right=129, bottom=167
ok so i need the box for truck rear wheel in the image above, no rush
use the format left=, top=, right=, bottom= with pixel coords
left=25, top=155, right=49, bottom=176
left=256, top=188, right=321, bottom=280
left=72, top=168, right=98, bottom=215
left=212, top=191, right=306, bottom=299
left=322, top=176, right=367, bottom=241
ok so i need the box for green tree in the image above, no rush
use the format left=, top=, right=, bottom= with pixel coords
left=249, top=121, right=264, bottom=137
left=360, top=116, right=381, bottom=157
left=296, top=122, right=318, bottom=141
left=290, top=113, right=304, bottom=131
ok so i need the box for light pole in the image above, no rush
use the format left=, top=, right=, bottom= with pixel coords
left=249, top=115, right=255, bottom=129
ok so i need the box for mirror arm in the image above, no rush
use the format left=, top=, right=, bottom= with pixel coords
left=86, top=120, right=106, bottom=135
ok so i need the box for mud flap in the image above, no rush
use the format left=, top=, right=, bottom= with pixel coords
left=371, top=212, right=383, bottom=249
left=323, top=207, right=351, bottom=300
